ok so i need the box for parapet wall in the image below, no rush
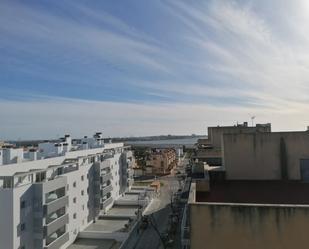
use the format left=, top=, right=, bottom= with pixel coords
left=223, top=132, right=309, bottom=180
left=190, top=203, right=309, bottom=249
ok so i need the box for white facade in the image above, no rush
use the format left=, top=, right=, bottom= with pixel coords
left=0, top=133, right=134, bottom=249
left=1, top=147, right=24, bottom=165
left=0, top=149, right=3, bottom=165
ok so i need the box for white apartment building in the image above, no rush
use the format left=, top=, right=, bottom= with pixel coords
left=0, top=133, right=134, bottom=249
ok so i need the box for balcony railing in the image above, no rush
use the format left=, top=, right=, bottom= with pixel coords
left=44, top=232, right=69, bottom=249
left=101, top=172, right=112, bottom=182
left=44, top=213, right=69, bottom=236
left=102, top=196, right=113, bottom=209
left=102, top=184, right=113, bottom=196
left=44, top=196, right=69, bottom=215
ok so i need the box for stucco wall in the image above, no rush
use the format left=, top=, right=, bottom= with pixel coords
left=208, top=125, right=270, bottom=149
left=190, top=203, right=309, bottom=249
left=223, top=132, right=309, bottom=180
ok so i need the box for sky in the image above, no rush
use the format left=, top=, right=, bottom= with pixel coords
left=1, top=0, right=309, bottom=139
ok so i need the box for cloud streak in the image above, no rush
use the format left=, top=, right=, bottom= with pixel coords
left=1, top=0, right=309, bottom=137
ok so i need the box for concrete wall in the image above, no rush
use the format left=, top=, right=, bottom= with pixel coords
left=190, top=203, right=309, bottom=249
left=208, top=124, right=271, bottom=149
left=0, top=189, right=13, bottom=249
left=223, top=132, right=309, bottom=180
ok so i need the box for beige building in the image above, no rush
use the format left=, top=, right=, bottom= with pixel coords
left=195, top=122, right=271, bottom=166
left=186, top=181, right=309, bottom=249
left=146, top=148, right=177, bottom=175
left=183, top=124, right=309, bottom=249
left=223, top=131, right=309, bottom=180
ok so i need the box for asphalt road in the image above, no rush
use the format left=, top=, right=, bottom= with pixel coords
left=132, top=154, right=188, bottom=249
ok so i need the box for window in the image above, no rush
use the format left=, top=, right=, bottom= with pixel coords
left=81, top=175, right=84, bottom=181
left=81, top=190, right=84, bottom=196
left=67, top=184, right=69, bottom=191
left=73, top=197, right=76, bottom=203
left=82, top=205, right=85, bottom=211
left=20, top=201, right=26, bottom=209
left=73, top=213, right=77, bottom=219
left=20, top=223, right=26, bottom=231
left=73, top=182, right=76, bottom=188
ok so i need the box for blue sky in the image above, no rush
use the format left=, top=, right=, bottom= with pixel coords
left=1, top=0, right=309, bottom=139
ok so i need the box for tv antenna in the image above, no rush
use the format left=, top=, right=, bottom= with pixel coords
left=251, top=116, right=256, bottom=127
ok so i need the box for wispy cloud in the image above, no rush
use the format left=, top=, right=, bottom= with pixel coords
left=1, top=0, right=309, bottom=137
left=1, top=96, right=308, bottom=140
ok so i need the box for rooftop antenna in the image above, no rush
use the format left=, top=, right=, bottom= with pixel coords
left=251, top=116, right=256, bottom=127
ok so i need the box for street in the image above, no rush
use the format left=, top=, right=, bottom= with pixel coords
left=131, top=154, right=188, bottom=249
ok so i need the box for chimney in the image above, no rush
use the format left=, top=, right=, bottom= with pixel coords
left=63, top=143, right=69, bottom=153
left=29, top=149, right=37, bottom=161
left=82, top=142, right=88, bottom=150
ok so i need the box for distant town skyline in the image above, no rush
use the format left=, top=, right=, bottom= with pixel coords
left=1, top=0, right=309, bottom=139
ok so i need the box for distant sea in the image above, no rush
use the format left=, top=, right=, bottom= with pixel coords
left=125, top=136, right=206, bottom=146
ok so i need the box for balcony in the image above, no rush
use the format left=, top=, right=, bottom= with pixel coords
left=101, top=172, right=112, bottom=183
left=42, top=177, right=67, bottom=194
left=44, top=213, right=69, bottom=236
left=102, top=196, right=113, bottom=209
left=44, top=231, right=69, bottom=249
left=128, top=169, right=134, bottom=177
left=44, top=196, right=69, bottom=215
left=101, top=184, right=113, bottom=196
left=45, top=187, right=66, bottom=204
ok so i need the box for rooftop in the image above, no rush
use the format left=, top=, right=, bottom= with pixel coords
left=67, top=238, right=121, bottom=249
left=85, top=218, right=130, bottom=233
left=196, top=181, right=309, bottom=205
left=103, top=205, right=138, bottom=218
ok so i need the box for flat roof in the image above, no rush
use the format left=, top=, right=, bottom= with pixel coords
left=196, top=181, right=309, bottom=205
left=85, top=219, right=130, bottom=233
left=105, top=206, right=138, bottom=217
left=0, top=143, right=124, bottom=177
left=67, top=238, right=121, bottom=249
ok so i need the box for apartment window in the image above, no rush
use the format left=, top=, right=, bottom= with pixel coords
left=73, top=213, right=77, bottom=219
left=73, top=197, right=76, bottom=203
left=81, top=190, right=84, bottom=196
left=73, top=182, right=76, bottom=188
left=81, top=175, right=84, bottom=181
left=20, top=200, right=26, bottom=209
left=20, top=223, right=26, bottom=231
left=67, top=184, right=69, bottom=191
left=82, top=205, right=85, bottom=211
